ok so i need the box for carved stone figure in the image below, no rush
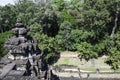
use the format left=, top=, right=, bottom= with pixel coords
left=0, top=18, right=51, bottom=80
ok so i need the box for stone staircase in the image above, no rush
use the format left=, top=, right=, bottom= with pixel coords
left=53, top=67, right=120, bottom=80
left=53, top=51, right=120, bottom=80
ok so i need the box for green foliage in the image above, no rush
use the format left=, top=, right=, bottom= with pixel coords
left=105, top=33, right=120, bottom=70
left=15, top=0, right=38, bottom=25
left=61, top=11, right=76, bottom=24
left=94, top=42, right=106, bottom=56
left=29, top=22, right=42, bottom=36
left=52, top=0, right=66, bottom=11
left=0, top=31, right=12, bottom=58
left=83, top=0, right=111, bottom=39
left=77, top=42, right=98, bottom=61
left=106, top=48, right=120, bottom=70
left=57, top=21, right=72, bottom=50
left=0, top=0, right=120, bottom=69
left=68, top=29, right=82, bottom=50
left=40, top=3, right=60, bottom=37
left=0, top=5, right=16, bottom=32
left=63, top=29, right=93, bottom=51
left=35, top=34, right=58, bottom=64
left=29, top=22, right=59, bottom=64
left=69, top=0, right=82, bottom=10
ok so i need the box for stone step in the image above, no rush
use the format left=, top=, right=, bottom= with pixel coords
left=0, top=62, right=16, bottom=79
left=59, top=77, right=120, bottom=80
left=59, top=77, right=80, bottom=80
left=53, top=71, right=120, bottom=79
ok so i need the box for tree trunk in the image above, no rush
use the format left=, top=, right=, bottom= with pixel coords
left=0, top=27, right=3, bottom=33
left=110, top=11, right=119, bottom=38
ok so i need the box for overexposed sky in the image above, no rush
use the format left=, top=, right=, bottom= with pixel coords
left=0, top=0, right=71, bottom=6
left=0, top=0, right=15, bottom=6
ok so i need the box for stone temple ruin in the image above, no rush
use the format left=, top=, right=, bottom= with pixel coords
left=1, top=19, right=120, bottom=80
left=0, top=18, right=51, bottom=80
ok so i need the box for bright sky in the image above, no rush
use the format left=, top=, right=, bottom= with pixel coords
left=0, top=0, right=71, bottom=6
left=0, top=0, right=15, bottom=6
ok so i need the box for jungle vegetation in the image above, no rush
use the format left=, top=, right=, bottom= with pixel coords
left=0, top=0, right=120, bottom=70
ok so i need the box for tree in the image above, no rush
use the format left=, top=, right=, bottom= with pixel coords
left=69, top=29, right=94, bottom=51
left=29, top=22, right=42, bottom=36
left=0, top=6, right=3, bottom=33
left=15, top=0, right=37, bottom=25
left=52, top=0, right=66, bottom=11
left=102, top=0, right=120, bottom=38
left=29, top=21, right=59, bottom=64
left=56, top=21, right=72, bottom=50
left=0, top=5, right=16, bottom=32
left=40, top=3, right=60, bottom=37
left=1, top=0, right=120, bottom=70
left=83, top=0, right=111, bottom=40
left=77, top=42, right=98, bottom=61
left=106, top=32, right=120, bottom=70
left=0, top=31, right=12, bottom=58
